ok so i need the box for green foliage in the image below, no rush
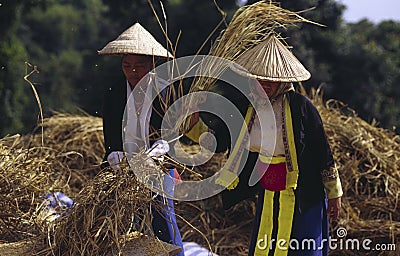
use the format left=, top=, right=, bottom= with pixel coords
left=322, top=19, right=400, bottom=129
left=0, top=1, right=36, bottom=135
left=0, top=34, right=31, bottom=135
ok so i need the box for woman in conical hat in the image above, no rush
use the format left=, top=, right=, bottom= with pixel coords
left=98, top=22, right=184, bottom=256
left=98, top=22, right=173, bottom=157
left=207, top=35, right=343, bottom=256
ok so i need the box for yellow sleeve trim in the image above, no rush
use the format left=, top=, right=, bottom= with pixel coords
left=184, top=118, right=209, bottom=143
left=214, top=106, right=254, bottom=190
left=324, top=177, right=343, bottom=199
left=215, top=170, right=239, bottom=190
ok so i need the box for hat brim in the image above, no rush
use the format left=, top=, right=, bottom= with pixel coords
left=230, top=62, right=311, bottom=82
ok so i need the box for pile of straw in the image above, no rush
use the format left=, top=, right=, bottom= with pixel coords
left=0, top=134, right=77, bottom=244
left=26, top=113, right=105, bottom=172
left=310, top=88, right=400, bottom=240
left=0, top=114, right=169, bottom=255
left=1, top=90, right=399, bottom=255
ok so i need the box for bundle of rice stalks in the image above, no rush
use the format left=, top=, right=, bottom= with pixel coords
left=182, top=0, right=321, bottom=132
left=48, top=155, right=173, bottom=256
left=216, top=2, right=317, bottom=53
left=0, top=112, right=108, bottom=254
left=1, top=115, right=181, bottom=255
left=190, top=1, right=320, bottom=92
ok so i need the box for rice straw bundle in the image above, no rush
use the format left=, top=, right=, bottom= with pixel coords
left=188, top=1, right=320, bottom=92
left=48, top=156, right=169, bottom=256
left=25, top=115, right=177, bottom=255
left=181, top=1, right=320, bottom=132
left=1, top=116, right=176, bottom=255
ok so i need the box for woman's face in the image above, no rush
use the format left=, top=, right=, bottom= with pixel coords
left=256, top=80, right=280, bottom=98
left=122, top=55, right=153, bottom=87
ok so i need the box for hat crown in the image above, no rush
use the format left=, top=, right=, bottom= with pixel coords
left=232, top=36, right=310, bottom=82
left=98, top=22, right=172, bottom=58
left=117, top=23, right=146, bottom=40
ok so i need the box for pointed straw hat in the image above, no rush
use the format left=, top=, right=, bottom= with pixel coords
left=231, top=36, right=310, bottom=82
left=98, top=22, right=173, bottom=58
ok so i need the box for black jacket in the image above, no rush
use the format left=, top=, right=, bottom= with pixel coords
left=206, top=90, right=334, bottom=210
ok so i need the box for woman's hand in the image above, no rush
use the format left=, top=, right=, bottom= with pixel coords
left=327, top=197, right=341, bottom=220
left=107, top=151, right=125, bottom=170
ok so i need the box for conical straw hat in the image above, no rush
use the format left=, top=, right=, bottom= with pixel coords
left=98, top=22, right=173, bottom=58
left=231, top=36, right=310, bottom=82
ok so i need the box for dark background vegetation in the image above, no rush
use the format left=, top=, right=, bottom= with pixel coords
left=1, top=0, right=399, bottom=136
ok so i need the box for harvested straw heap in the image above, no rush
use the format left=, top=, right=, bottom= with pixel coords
left=0, top=111, right=109, bottom=244
left=26, top=112, right=105, bottom=172
left=1, top=89, right=399, bottom=255
left=311, top=89, right=400, bottom=247
left=0, top=134, right=75, bottom=244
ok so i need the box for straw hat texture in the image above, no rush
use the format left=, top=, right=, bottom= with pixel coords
left=98, top=22, right=173, bottom=58
left=231, top=36, right=310, bottom=82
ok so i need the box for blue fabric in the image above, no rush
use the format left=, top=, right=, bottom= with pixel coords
left=44, top=192, right=74, bottom=209
left=43, top=192, right=74, bottom=218
left=289, top=199, right=328, bottom=256
left=152, top=169, right=184, bottom=256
